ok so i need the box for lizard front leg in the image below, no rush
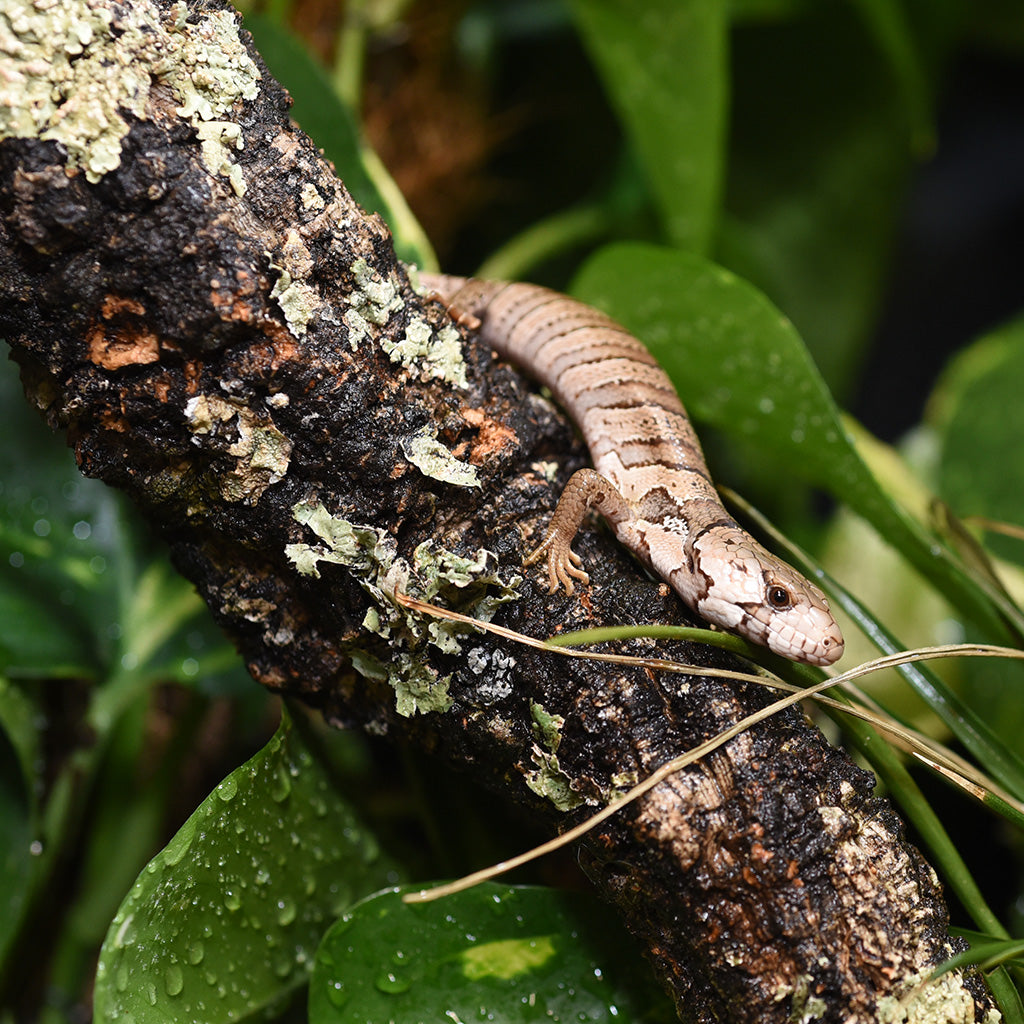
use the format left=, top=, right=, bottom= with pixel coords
left=525, top=468, right=634, bottom=594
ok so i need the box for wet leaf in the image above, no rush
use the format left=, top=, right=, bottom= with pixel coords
left=309, top=884, right=674, bottom=1023
left=93, top=709, right=400, bottom=1023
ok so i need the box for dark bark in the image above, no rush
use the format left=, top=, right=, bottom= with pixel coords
left=0, top=1, right=994, bottom=1020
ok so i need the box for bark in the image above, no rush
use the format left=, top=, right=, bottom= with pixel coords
left=0, top=1, right=994, bottom=1020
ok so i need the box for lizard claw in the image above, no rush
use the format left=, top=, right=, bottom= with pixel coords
left=525, top=532, right=589, bottom=594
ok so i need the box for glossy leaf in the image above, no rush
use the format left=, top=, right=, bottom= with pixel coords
left=849, top=0, right=934, bottom=151
left=571, top=242, right=1010, bottom=644
left=309, top=884, right=674, bottom=1023
left=0, top=354, right=125, bottom=677
left=94, top=709, right=400, bottom=1024
left=929, top=315, right=1024, bottom=751
left=0, top=679, right=35, bottom=968
left=720, top=4, right=918, bottom=392
left=931, top=315, right=1024, bottom=563
left=568, top=0, right=726, bottom=253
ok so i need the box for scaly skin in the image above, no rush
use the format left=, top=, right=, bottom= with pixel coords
left=421, top=273, right=843, bottom=666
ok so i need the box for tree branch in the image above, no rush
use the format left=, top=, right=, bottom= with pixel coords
left=0, top=0, right=993, bottom=1019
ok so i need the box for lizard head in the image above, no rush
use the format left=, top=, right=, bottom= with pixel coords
left=689, top=527, right=844, bottom=666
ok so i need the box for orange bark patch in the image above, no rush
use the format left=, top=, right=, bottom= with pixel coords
left=462, top=406, right=517, bottom=464
left=101, top=295, right=145, bottom=318
left=98, top=408, right=129, bottom=432
left=88, top=295, right=160, bottom=369
left=87, top=323, right=161, bottom=370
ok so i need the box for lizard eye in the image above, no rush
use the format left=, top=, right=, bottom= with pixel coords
left=766, top=584, right=792, bottom=610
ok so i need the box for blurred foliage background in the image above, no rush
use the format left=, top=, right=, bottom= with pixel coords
left=3, top=0, right=1024, bottom=1021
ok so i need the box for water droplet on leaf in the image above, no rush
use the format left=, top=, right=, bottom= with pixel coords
left=165, top=964, right=184, bottom=997
left=276, top=897, right=297, bottom=926
left=375, top=971, right=411, bottom=994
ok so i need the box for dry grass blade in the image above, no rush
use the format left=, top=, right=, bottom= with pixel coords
left=395, top=593, right=1024, bottom=903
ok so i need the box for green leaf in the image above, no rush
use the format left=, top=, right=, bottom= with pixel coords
left=849, top=0, right=934, bottom=152
left=243, top=12, right=436, bottom=268
left=0, top=677, right=38, bottom=800
left=570, top=242, right=1012, bottom=644
left=0, top=355, right=128, bottom=677
left=932, top=315, right=1024, bottom=562
left=93, top=708, right=399, bottom=1024
left=309, top=884, right=674, bottom=1023
left=568, top=0, right=726, bottom=253
left=0, top=679, right=35, bottom=969
left=720, top=4, right=919, bottom=393
left=928, top=315, right=1024, bottom=752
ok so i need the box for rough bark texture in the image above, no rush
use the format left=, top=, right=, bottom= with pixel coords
left=0, top=1, right=995, bottom=1021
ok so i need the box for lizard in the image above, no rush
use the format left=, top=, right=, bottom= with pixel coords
left=420, top=274, right=844, bottom=667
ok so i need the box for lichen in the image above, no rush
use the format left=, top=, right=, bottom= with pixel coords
left=300, top=182, right=324, bottom=212
left=340, top=259, right=468, bottom=387
left=342, top=258, right=404, bottom=348
left=285, top=502, right=521, bottom=717
left=524, top=701, right=581, bottom=812
left=0, top=0, right=259, bottom=187
left=269, top=266, right=319, bottom=338
left=874, top=971, right=979, bottom=1024
left=193, top=119, right=245, bottom=196
left=400, top=427, right=480, bottom=489
left=781, top=973, right=827, bottom=1024
left=466, top=646, right=515, bottom=703
left=184, top=394, right=291, bottom=503
left=381, top=319, right=468, bottom=389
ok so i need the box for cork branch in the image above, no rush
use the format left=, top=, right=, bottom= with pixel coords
left=0, top=1, right=995, bottom=1020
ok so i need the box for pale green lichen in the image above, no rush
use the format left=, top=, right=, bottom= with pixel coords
left=193, top=119, right=245, bottom=196
left=0, top=0, right=259, bottom=188
left=343, top=260, right=469, bottom=388
left=343, top=258, right=404, bottom=348
left=400, top=427, right=480, bottom=489
left=184, top=394, right=291, bottom=503
left=381, top=319, right=468, bottom=389
left=524, top=701, right=581, bottom=812
left=608, top=770, right=639, bottom=798
left=530, top=701, right=565, bottom=751
left=782, top=974, right=827, bottom=1024
left=300, top=182, right=324, bottom=212
left=285, top=502, right=521, bottom=717
left=875, top=970, right=980, bottom=1024
left=270, top=266, right=319, bottom=338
